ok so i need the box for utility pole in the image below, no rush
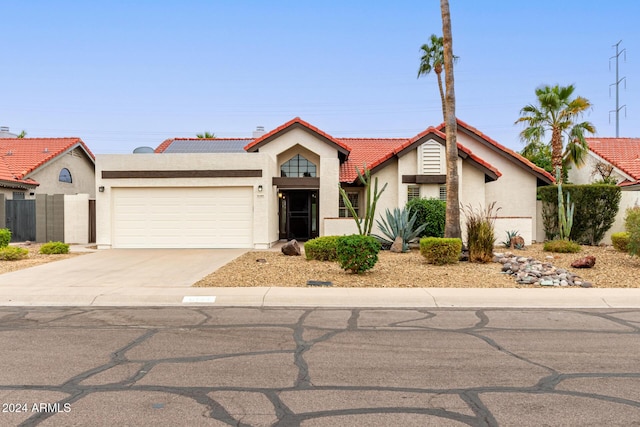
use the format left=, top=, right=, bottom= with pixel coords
left=609, top=40, right=626, bottom=137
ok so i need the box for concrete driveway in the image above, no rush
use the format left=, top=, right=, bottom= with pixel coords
left=0, top=249, right=248, bottom=305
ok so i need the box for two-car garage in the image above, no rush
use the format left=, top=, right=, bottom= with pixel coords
left=111, top=187, right=253, bottom=248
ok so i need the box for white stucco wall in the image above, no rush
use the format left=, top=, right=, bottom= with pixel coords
left=96, top=153, right=274, bottom=249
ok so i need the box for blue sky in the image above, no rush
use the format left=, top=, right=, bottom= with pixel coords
left=2, top=1, right=639, bottom=154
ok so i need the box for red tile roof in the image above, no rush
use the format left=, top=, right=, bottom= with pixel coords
left=586, top=137, right=640, bottom=184
left=244, top=117, right=352, bottom=154
left=0, top=137, right=94, bottom=187
left=439, top=119, right=555, bottom=183
left=337, top=138, right=408, bottom=182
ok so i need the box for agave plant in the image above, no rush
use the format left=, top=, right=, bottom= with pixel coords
left=373, top=208, right=427, bottom=252
left=501, top=230, right=520, bottom=248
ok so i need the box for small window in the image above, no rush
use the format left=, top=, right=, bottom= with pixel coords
left=339, top=191, right=359, bottom=218
left=407, top=186, right=420, bottom=201
left=12, top=192, right=25, bottom=200
left=59, top=168, right=72, bottom=183
left=439, top=185, right=447, bottom=201
left=280, top=154, right=317, bottom=177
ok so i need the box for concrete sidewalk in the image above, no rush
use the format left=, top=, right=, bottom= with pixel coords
left=1, top=247, right=639, bottom=307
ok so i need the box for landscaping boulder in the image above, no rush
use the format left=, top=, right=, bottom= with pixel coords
left=281, top=240, right=301, bottom=256
left=510, top=235, right=525, bottom=249
left=390, top=236, right=404, bottom=253
left=571, top=255, right=596, bottom=269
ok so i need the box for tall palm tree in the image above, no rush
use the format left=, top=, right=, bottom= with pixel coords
left=418, top=34, right=446, bottom=121
left=440, top=0, right=461, bottom=239
left=515, top=84, right=595, bottom=180
left=418, top=34, right=458, bottom=122
left=196, top=131, right=215, bottom=139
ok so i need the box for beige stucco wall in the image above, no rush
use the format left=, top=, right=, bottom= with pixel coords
left=64, top=193, right=90, bottom=244
left=96, top=153, right=274, bottom=249
left=30, top=148, right=96, bottom=197
left=457, top=132, right=539, bottom=243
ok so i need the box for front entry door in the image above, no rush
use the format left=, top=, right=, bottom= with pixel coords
left=279, top=190, right=318, bottom=240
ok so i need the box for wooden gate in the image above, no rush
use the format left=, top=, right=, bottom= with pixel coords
left=5, top=200, right=36, bottom=242
left=89, top=199, right=96, bottom=243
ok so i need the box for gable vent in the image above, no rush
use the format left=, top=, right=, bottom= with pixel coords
left=418, top=140, right=444, bottom=175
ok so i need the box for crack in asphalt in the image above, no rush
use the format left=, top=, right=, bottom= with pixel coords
left=0, top=307, right=638, bottom=426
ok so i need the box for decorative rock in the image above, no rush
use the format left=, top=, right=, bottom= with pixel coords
left=256, top=258, right=267, bottom=263
left=545, top=255, right=554, bottom=260
left=571, top=255, right=596, bottom=269
left=493, top=252, right=586, bottom=287
left=510, top=235, right=525, bottom=249
left=390, top=236, right=404, bottom=253
left=281, top=239, right=301, bottom=256
left=581, top=282, right=593, bottom=288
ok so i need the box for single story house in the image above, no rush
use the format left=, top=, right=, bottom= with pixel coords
left=0, top=136, right=96, bottom=199
left=95, top=117, right=553, bottom=249
left=567, top=137, right=640, bottom=243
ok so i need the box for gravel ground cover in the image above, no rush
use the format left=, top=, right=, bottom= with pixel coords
left=0, top=243, right=84, bottom=275
left=194, top=243, right=640, bottom=288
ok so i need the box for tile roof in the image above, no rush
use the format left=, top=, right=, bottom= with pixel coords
left=0, top=137, right=94, bottom=186
left=244, top=117, right=352, bottom=154
left=586, top=137, right=640, bottom=184
left=156, top=138, right=252, bottom=153
left=439, top=119, right=555, bottom=183
left=337, top=138, right=408, bottom=182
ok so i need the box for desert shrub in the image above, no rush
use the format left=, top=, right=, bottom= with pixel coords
left=420, top=237, right=462, bottom=265
left=335, top=234, right=380, bottom=274
left=304, top=236, right=340, bottom=261
left=39, top=241, right=70, bottom=255
left=625, top=206, right=640, bottom=257
left=373, top=208, right=426, bottom=252
left=406, top=198, right=446, bottom=238
left=0, top=246, right=28, bottom=261
left=0, top=229, right=11, bottom=248
left=543, top=239, right=582, bottom=253
left=463, top=202, right=498, bottom=263
left=611, top=232, right=630, bottom=253
left=538, top=184, right=621, bottom=244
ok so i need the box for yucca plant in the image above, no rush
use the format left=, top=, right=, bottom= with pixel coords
left=373, top=208, right=427, bottom=252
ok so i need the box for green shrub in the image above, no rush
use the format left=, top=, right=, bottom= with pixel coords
left=0, top=246, right=28, bottom=261
left=543, top=239, right=582, bottom=253
left=420, top=237, right=462, bottom=265
left=335, top=234, right=380, bottom=274
left=373, top=207, right=426, bottom=252
left=463, top=202, right=498, bottom=263
left=0, top=229, right=11, bottom=248
left=39, top=241, right=70, bottom=254
left=625, top=206, right=640, bottom=257
left=406, top=198, right=446, bottom=238
left=611, top=232, right=630, bottom=252
left=538, top=184, right=621, bottom=244
left=304, top=236, right=340, bottom=261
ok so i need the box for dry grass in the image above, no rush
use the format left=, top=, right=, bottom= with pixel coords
left=194, top=243, right=640, bottom=288
left=0, top=243, right=85, bottom=275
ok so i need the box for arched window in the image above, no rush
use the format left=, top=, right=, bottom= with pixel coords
left=280, top=154, right=317, bottom=177
left=59, top=168, right=72, bottom=183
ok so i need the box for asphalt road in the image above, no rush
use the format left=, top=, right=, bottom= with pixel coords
left=0, top=307, right=639, bottom=426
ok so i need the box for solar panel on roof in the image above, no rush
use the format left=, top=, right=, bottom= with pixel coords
left=164, top=139, right=250, bottom=153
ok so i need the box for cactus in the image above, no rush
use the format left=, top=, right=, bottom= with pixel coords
left=556, top=167, right=574, bottom=240
left=339, top=166, right=388, bottom=236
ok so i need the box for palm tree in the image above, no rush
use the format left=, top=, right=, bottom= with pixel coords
left=196, top=132, right=215, bottom=138
left=515, top=84, right=595, bottom=180
left=440, top=0, right=461, bottom=239
left=417, top=34, right=458, bottom=122
left=17, top=130, right=27, bottom=138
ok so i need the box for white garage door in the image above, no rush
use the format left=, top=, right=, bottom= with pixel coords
left=112, top=187, right=253, bottom=248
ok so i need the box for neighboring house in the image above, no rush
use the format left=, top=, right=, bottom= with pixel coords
left=95, top=117, right=553, bottom=249
left=0, top=137, right=96, bottom=200
left=567, top=137, right=640, bottom=242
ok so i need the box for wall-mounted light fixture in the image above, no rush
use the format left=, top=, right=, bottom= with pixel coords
left=98, top=186, right=105, bottom=192
left=258, top=185, right=263, bottom=192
